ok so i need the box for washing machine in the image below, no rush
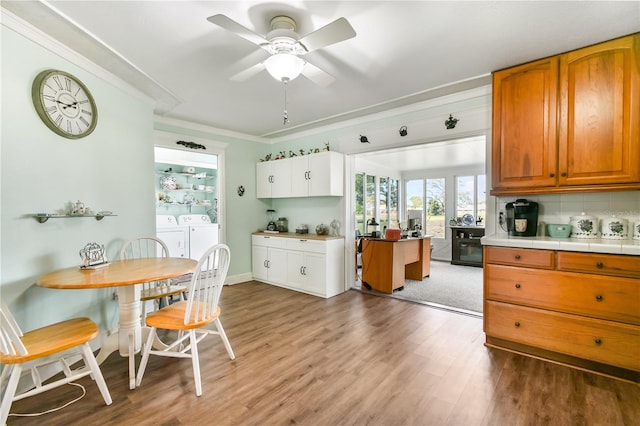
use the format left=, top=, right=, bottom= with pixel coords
left=177, top=214, right=219, bottom=261
left=156, top=215, right=188, bottom=258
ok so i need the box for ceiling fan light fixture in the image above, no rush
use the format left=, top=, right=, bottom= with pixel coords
left=264, top=53, right=305, bottom=82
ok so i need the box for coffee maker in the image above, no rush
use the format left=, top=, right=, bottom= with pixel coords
left=505, top=199, right=539, bottom=237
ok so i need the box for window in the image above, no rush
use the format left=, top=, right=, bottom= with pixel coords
left=388, top=178, right=399, bottom=229
left=455, top=174, right=486, bottom=225
left=406, top=178, right=424, bottom=230
left=406, top=178, right=446, bottom=238
left=356, top=174, right=400, bottom=236
left=355, top=173, right=365, bottom=235
left=379, top=177, right=388, bottom=229
left=366, top=175, right=376, bottom=232
left=426, top=178, right=445, bottom=238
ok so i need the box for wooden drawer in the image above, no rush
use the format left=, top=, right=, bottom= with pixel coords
left=484, top=246, right=555, bottom=269
left=557, top=251, right=640, bottom=278
left=485, top=264, right=640, bottom=325
left=485, top=301, right=640, bottom=372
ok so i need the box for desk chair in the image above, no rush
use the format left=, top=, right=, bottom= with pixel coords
left=136, top=244, right=235, bottom=396
left=119, top=237, right=188, bottom=320
left=0, top=303, right=112, bottom=425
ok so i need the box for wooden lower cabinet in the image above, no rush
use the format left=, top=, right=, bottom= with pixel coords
left=484, top=246, right=640, bottom=381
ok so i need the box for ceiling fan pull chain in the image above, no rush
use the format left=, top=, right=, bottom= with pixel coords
left=283, top=82, right=289, bottom=125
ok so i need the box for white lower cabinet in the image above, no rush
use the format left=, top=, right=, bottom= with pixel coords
left=252, top=234, right=344, bottom=298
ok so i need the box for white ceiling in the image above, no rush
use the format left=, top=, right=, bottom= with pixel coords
left=3, top=1, right=638, bottom=141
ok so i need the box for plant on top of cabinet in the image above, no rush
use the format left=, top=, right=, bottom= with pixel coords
left=491, top=33, right=640, bottom=195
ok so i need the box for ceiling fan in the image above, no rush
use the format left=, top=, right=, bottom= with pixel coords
left=207, top=14, right=356, bottom=86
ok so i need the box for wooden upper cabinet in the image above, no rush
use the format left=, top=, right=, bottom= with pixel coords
left=558, top=34, right=640, bottom=186
left=492, top=57, right=558, bottom=190
left=491, top=33, right=640, bottom=195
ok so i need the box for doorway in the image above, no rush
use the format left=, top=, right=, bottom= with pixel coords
left=350, top=135, right=487, bottom=315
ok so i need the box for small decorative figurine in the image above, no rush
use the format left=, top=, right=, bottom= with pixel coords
left=289, top=150, right=297, bottom=157
left=445, top=114, right=459, bottom=129
left=323, top=142, right=330, bottom=151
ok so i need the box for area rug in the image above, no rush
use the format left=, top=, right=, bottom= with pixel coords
left=391, top=260, right=483, bottom=314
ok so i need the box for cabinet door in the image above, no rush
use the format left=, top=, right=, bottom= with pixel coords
left=268, top=248, right=288, bottom=283
left=256, top=161, right=273, bottom=198
left=290, top=156, right=310, bottom=197
left=308, top=151, right=344, bottom=196
left=302, top=252, right=327, bottom=295
left=252, top=245, right=269, bottom=281
left=491, top=57, right=558, bottom=191
left=271, top=160, right=292, bottom=198
left=285, top=251, right=305, bottom=288
left=558, top=34, right=640, bottom=186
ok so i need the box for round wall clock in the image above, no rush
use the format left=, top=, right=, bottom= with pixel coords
left=32, top=69, right=98, bottom=139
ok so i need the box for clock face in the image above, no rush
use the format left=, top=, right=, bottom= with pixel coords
left=32, top=69, right=97, bottom=139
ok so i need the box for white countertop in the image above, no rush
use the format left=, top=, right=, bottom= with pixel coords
left=482, top=234, right=640, bottom=256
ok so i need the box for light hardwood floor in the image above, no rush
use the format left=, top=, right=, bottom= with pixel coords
left=7, top=281, right=640, bottom=425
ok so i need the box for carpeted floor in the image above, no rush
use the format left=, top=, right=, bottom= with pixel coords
left=356, top=260, right=483, bottom=315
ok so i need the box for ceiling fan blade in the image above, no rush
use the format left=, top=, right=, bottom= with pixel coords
left=298, top=17, right=356, bottom=53
left=301, top=62, right=336, bottom=87
left=207, top=14, right=269, bottom=47
left=230, top=62, right=266, bottom=82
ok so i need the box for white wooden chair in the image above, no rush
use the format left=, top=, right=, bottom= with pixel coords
left=119, top=236, right=188, bottom=320
left=0, top=303, right=112, bottom=425
left=135, top=244, right=235, bottom=396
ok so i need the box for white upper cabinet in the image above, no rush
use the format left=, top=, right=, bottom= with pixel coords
left=256, top=159, right=292, bottom=198
left=258, top=151, right=344, bottom=199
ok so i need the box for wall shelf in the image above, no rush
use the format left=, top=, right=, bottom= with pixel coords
left=33, top=213, right=117, bottom=223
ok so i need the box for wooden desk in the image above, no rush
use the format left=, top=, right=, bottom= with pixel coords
left=37, top=257, right=197, bottom=389
left=361, top=237, right=431, bottom=294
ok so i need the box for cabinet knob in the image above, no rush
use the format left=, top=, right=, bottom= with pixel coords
left=561, top=172, right=567, bottom=177
left=515, top=283, right=521, bottom=289
left=596, top=262, right=604, bottom=269
left=514, top=322, right=521, bottom=327
left=595, top=294, right=603, bottom=302
left=594, top=338, right=602, bottom=345
left=550, top=173, right=555, bottom=178
left=514, top=255, right=521, bottom=260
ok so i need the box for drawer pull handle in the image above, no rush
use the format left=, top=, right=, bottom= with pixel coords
left=514, top=322, right=520, bottom=327
left=515, top=255, right=521, bottom=260
left=549, top=173, right=555, bottom=178
left=596, top=262, right=604, bottom=269
left=595, top=338, right=602, bottom=345
left=595, top=295, right=603, bottom=302
left=515, top=283, right=521, bottom=289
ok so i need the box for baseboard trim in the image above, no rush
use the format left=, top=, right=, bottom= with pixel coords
left=226, top=272, right=252, bottom=285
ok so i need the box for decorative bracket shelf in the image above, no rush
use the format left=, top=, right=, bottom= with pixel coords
left=33, top=213, right=117, bottom=223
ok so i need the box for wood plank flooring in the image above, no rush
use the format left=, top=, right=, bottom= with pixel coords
left=7, top=281, right=640, bottom=425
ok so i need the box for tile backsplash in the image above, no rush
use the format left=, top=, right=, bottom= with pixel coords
left=494, top=191, right=640, bottom=236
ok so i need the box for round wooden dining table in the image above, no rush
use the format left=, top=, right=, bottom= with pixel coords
left=37, top=257, right=197, bottom=389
